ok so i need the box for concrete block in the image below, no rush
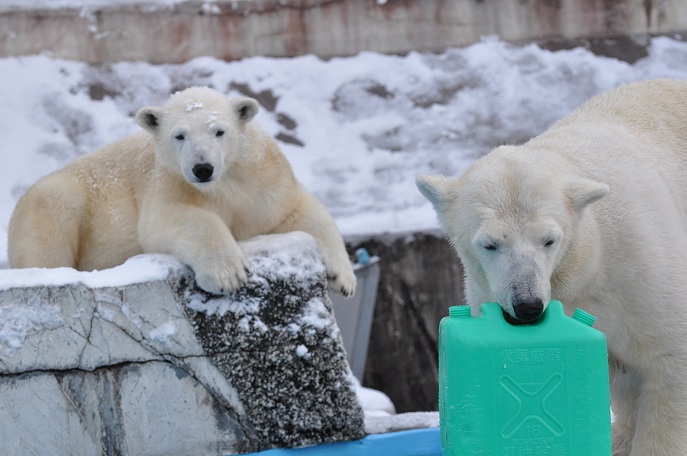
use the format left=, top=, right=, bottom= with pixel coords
left=0, top=232, right=364, bottom=455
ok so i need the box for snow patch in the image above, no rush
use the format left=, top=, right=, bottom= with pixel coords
left=0, top=297, right=63, bottom=356
left=148, top=321, right=177, bottom=347
left=205, top=112, right=219, bottom=130
left=186, top=292, right=263, bottom=318
left=5, top=38, right=687, bottom=266
left=240, top=232, right=326, bottom=282
left=185, top=100, right=204, bottom=112
left=300, top=298, right=336, bottom=335
left=295, top=344, right=309, bottom=358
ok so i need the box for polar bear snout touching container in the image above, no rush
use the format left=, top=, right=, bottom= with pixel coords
left=416, top=150, right=596, bottom=324
left=8, top=86, right=357, bottom=298
left=418, top=79, right=687, bottom=455
left=509, top=296, right=544, bottom=323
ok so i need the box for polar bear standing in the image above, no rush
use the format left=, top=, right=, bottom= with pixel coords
left=8, top=87, right=356, bottom=296
left=417, top=79, right=687, bottom=455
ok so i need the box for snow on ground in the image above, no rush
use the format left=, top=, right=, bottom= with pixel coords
left=2, top=36, right=687, bottom=271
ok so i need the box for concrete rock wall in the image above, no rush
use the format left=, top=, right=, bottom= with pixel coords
left=1, top=0, right=686, bottom=63
left=0, top=232, right=364, bottom=455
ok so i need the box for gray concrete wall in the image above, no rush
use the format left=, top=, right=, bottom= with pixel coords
left=1, top=0, right=686, bottom=64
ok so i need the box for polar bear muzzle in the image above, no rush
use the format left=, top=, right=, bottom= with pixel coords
left=192, top=163, right=214, bottom=183
left=510, top=296, right=544, bottom=323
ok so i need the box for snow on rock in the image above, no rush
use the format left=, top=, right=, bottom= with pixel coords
left=295, top=344, right=309, bottom=357
left=148, top=320, right=178, bottom=347
left=0, top=232, right=364, bottom=454
left=0, top=254, right=180, bottom=290
left=0, top=261, right=202, bottom=373
left=0, top=297, right=62, bottom=356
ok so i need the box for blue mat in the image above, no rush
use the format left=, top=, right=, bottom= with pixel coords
left=244, top=427, right=441, bottom=456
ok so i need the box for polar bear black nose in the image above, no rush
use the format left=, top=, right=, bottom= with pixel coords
left=513, top=298, right=544, bottom=323
left=192, top=163, right=214, bottom=182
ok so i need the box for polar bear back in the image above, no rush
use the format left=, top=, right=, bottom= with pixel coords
left=528, top=78, right=687, bottom=217
left=543, top=79, right=687, bottom=166
left=8, top=132, right=155, bottom=270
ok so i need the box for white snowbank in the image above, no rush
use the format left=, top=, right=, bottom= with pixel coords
left=2, top=37, right=687, bottom=269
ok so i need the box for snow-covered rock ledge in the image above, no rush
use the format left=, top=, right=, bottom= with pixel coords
left=0, top=232, right=364, bottom=456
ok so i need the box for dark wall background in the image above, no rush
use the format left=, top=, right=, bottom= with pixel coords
left=346, top=231, right=465, bottom=413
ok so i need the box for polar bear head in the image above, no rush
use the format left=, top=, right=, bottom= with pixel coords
left=136, top=87, right=259, bottom=189
left=417, top=146, right=608, bottom=323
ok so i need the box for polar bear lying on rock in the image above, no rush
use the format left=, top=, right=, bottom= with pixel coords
left=417, top=79, right=687, bottom=455
left=8, top=87, right=356, bottom=297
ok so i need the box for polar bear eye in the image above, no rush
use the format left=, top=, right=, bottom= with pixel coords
left=476, top=235, right=500, bottom=252
left=545, top=239, right=555, bottom=247
left=215, top=130, right=225, bottom=137
left=175, top=133, right=185, bottom=141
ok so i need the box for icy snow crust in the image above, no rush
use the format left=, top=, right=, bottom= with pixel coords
left=1, top=37, right=687, bottom=268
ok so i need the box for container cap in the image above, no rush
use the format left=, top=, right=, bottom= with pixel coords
left=449, top=306, right=471, bottom=318
left=355, top=248, right=371, bottom=265
left=572, top=308, right=596, bottom=327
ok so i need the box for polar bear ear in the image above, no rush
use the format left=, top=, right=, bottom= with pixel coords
left=234, top=98, right=259, bottom=124
left=567, top=178, right=609, bottom=211
left=416, top=174, right=453, bottom=209
left=135, top=107, right=164, bottom=134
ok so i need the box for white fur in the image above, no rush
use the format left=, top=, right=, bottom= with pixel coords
left=8, top=87, right=356, bottom=297
left=418, top=79, right=687, bottom=455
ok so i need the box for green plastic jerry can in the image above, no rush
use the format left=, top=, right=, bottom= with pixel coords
left=439, top=300, right=611, bottom=455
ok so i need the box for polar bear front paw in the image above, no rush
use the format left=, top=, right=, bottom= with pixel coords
left=193, top=254, right=250, bottom=295
left=328, top=264, right=357, bottom=297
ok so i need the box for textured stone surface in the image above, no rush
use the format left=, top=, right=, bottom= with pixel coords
left=181, top=234, right=366, bottom=449
left=1, top=1, right=685, bottom=64
left=0, top=232, right=364, bottom=455
left=0, top=362, right=250, bottom=456
left=0, top=258, right=204, bottom=374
